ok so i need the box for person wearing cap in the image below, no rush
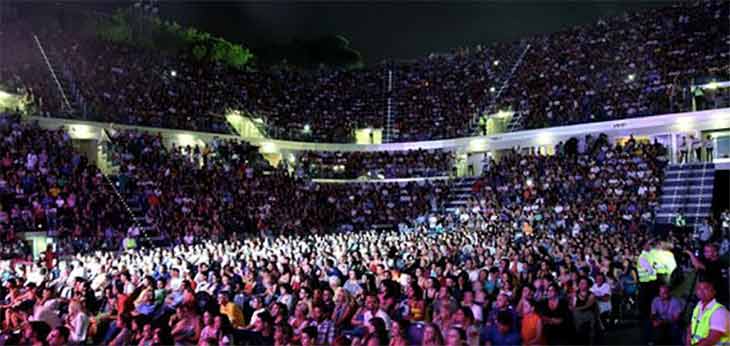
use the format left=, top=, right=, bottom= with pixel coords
left=686, top=280, right=730, bottom=346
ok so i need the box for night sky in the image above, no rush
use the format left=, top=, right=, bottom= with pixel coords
left=51, top=1, right=675, bottom=64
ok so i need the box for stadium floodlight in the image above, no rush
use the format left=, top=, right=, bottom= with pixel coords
left=170, top=70, right=177, bottom=77
left=493, top=60, right=500, bottom=66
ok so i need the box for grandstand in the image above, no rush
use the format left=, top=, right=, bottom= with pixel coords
left=0, top=1, right=729, bottom=346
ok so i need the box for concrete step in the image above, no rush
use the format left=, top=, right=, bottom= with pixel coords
left=665, top=170, right=715, bottom=178
left=666, top=163, right=715, bottom=171
left=448, top=193, right=474, bottom=199
left=661, top=185, right=713, bottom=192
left=657, top=208, right=711, bottom=216
left=664, top=176, right=715, bottom=183
left=659, top=202, right=712, bottom=208
left=656, top=211, right=711, bottom=218
left=660, top=193, right=713, bottom=199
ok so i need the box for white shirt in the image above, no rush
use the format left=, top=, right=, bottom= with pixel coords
left=31, top=299, right=62, bottom=329
left=590, top=282, right=612, bottom=313
left=469, top=303, right=483, bottom=322
left=69, top=312, right=89, bottom=343
left=363, top=309, right=391, bottom=330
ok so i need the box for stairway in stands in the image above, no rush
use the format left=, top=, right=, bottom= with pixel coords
left=99, top=133, right=165, bottom=247
left=656, top=162, right=715, bottom=229
left=445, top=177, right=478, bottom=213
left=33, top=35, right=77, bottom=114
left=383, top=69, right=398, bottom=143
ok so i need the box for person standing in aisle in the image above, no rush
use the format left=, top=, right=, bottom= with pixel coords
left=679, top=136, right=689, bottom=164
left=704, top=135, right=714, bottom=162
left=692, top=135, right=702, bottom=162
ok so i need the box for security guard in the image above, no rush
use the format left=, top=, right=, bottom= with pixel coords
left=638, top=239, right=659, bottom=319
left=687, top=280, right=730, bottom=346
left=652, top=242, right=677, bottom=286
left=479, top=115, right=487, bottom=135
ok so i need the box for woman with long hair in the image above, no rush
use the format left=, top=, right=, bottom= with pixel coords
left=276, top=284, right=295, bottom=312
left=288, top=303, right=313, bottom=343
left=421, top=322, right=445, bottom=346
left=389, top=319, right=410, bottom=346
left=521, top=299, right=546, bottom=346
left=65, top=299, right=90, bottom=345
left=333, top=288, right=357, bottom=330
left=619, top=259, right=638, bottom=315
left=170, top=305, right=200, bottom=346
left=363, top=317, right=389, bottom=346
left=445, top=326, right=467, bottom=346
left=407, top=282, right=426, bottom=322
left=539, top=283, right=574, bottom=346
left=571, top=276, right=598, bottom=345
left=270, top=302, right=289, bottom=325
left=198, top=311, right=218, bottom=346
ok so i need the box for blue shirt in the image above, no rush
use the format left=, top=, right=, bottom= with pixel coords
left=136, top=303, right=157, bottom=316
left=483, top=328, right=521, bottom=346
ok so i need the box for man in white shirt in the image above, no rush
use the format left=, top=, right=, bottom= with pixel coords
left=355, top=293, right=391, bottom=331
left=31, top=287, right=63, bottom=329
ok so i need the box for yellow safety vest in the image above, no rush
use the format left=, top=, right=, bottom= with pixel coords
left=654, top=249, right=677, bottom=276
left=125, top=237, right=137, bottom=250
left=637, top=251, right=657, bottom=283
left=690, top=302, right=730, bottom=346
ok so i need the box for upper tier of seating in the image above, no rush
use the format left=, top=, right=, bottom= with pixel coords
left=1, top=1, right=727, bottom=142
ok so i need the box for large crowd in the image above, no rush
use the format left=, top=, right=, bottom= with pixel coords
left=107, top=130, right=451, bottom=245
left=496, top=0, right=730, bottom=130
left=1, top=1, right=728, bottom=142
left=296, top=150, right=454, bottom=179
left=1, top=1, right=729, bottom=342
left=0, top=113, right=131, bottom=256
left=3, top=110, right=730, bottom=346
left=469, top=134, right=667, bottom=238
left=0, top=176, right=727, bottom=346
